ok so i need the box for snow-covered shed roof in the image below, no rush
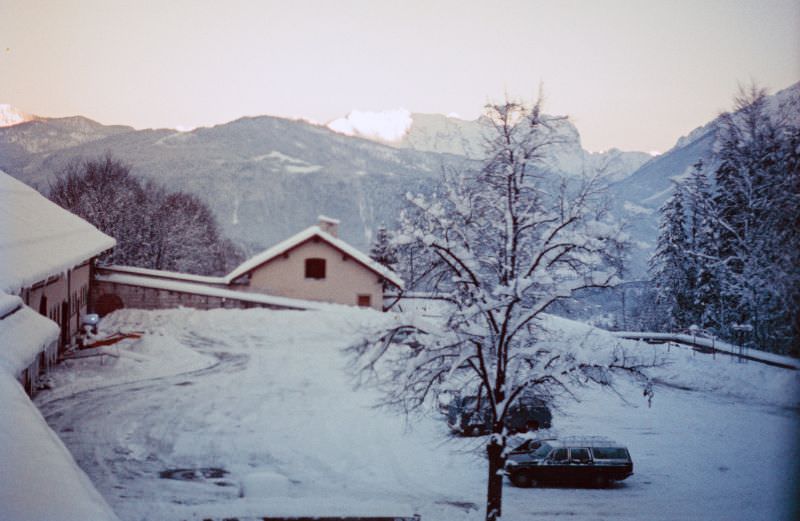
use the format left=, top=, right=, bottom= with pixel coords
left=0, top=292, right=59, bottom=375
left=94, top=272, right=328, bottom=311
left=102, top=264, right=227, bottom=285
left=224, top=225, right=404, bottom=289
left=0, top=170, right=117, bottom=293
left=0, top=371, right=120, bottom=521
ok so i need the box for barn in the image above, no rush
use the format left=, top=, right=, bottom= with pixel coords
left=0, top=170, right=116, bottom=391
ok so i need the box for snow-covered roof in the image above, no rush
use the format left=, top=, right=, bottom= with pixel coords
left=0, top=292, right=59, bottom=375
left=95, top=272, right=331, bottom=311
left=0, top=372, right=120, bottom=521
left=225, top=225, right=404, bottom=289
left=317, top=214, right=341, bottom=225
left=0, top=170, right=117, bottom=293
left=102, top=265, right=227, bottom=285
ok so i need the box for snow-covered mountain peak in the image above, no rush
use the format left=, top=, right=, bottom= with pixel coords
left=0, top=104, right=35, bottom=127
left=327, top=108, right=413, bottom=143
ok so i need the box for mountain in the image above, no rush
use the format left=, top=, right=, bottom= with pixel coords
left=0, top=114, right=469, bottom=254
left=328, top=110, right=652, bottom=182
left=0, top=105, right=36, bottom=127
left=3, top=83, right=796, bottom=278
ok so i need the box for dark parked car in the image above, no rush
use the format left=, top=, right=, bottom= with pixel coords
left=505, top=437, right=633, bottom=487
left=446, top=394, right=552, bottom=436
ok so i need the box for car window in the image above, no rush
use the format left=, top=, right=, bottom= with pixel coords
left=593, top=447, right=629, bottom=460
left=532, top=442, right=553, bottom=458
left=514, top=440, right=531, bottom=452
left=570, top=448, right=591, bottom=463
left=551, top=448, right=568, bottom=462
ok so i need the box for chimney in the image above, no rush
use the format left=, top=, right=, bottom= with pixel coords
left=318, top=215, right=340, bottom=237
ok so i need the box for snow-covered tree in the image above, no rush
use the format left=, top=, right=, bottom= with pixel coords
left=351, top=97, right=655, bottom=521
left=650, top=183, right=694, bottom=330
left=369, top=224, right=397, bottom=271
left=49, top=155, right=243, bottom=275
left=649, top=84, right=800, bottom=354
left=709, top=85, right=800, bottom=352
left=683, top=161, right=719, bottom=329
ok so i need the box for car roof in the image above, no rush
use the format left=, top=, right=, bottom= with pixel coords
left=547, top=436, right=626, bottom=448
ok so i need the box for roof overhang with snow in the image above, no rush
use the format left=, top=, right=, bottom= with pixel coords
left=0, top=170, right=117, bottom=293
left=225, top=225, right=404, bottom=289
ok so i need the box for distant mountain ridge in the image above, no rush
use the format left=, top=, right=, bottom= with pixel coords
left=2, top=82, right=797, bottom=279
left=328, top=110, right=652, bottom=182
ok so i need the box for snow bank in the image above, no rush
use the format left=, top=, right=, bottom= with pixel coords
left=0, top=373, right=119, bottom=521
left=37, top=310, right=216, bottom=403
left=0, top=170, right=116, bottom=292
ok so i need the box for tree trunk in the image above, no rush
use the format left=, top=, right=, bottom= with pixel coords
left=485, top=435, right=505, bottom=521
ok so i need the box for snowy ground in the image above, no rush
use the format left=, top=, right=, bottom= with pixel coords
left=34, top=307, right=800, bottom=521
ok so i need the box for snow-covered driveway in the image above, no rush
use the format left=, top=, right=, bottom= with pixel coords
left=34, top=308, right=799, bottom=521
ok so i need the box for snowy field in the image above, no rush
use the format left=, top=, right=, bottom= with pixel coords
left=33, top=307, right=800, bottom=521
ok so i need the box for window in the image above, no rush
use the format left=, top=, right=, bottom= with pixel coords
left=570, top=448, right=591, bottom=463
left=357, top=294, right=372, bottom=307
left=551, top=448, right=568, bottom=462
left=593, top=447, right=629, bottom=460
left=305, top=258, right=326, bottom=279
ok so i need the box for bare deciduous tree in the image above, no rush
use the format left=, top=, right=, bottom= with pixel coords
left=49, top=154, right=243, bottom=275
left=351, top=96, right=656, bottom=521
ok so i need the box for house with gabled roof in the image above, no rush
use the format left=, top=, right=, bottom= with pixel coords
left=225, top=216, right=403, bottom=309
left=93, top=216, right=403, bottom=312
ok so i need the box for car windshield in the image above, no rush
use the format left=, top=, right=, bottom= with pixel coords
left=533, top=442, right=554, bottom=458
left=592, top=447, right=629, bottom=459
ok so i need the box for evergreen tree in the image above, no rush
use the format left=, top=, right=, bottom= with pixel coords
left=710, top=85, right=800, bottom=351
left=683, top=160, right=719, bottom=329
left=369, top=225, right=397, bottom=269
left=650, top=182, right=693, bottom=330
left=650, top=84, right=800, bottom=354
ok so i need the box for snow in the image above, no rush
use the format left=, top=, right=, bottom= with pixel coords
left=0, top=373, right=120, bottom=521
left=0, top=291, right=116, bottom=521
left=0, top=291, right=22, bottom=317
left=613, top=331, right=800, bottom=370
left=0, top=293, right=59, bottom=375
left=28, top=307, right=800, bottom=521
left=102, top=264, right=228, bottom=285
left=0, top=104, right=34, bottom=127
left=225, top=224, right=404, bottom=289
left=623, top=201, right=654, bottom=215
left=0, top=170, right=116, bottom=292
left=328, top=109, right=414, bottom=143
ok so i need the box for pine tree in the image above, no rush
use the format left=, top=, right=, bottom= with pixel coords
left=650, top=182, right=693, bottom=330
left=369, top=225, right=397, bottom=269
left=683, top=160, right=719, bottom=330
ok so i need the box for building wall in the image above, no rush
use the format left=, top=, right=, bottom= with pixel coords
left=91, top=280, right=290, bottom=313
left=20, top=261, right=91, bottom=353
left=244, top=239, right=384, bottom=309
left=17, top=339, right=58, bottom=396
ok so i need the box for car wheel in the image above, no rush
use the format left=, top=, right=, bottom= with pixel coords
left=593, top=475, right=608, bottom=488
left=511, top=472, right=536, bottom=488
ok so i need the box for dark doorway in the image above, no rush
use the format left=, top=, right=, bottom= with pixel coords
left=95, top=293, right=124, bottom=316
left=61, top=301, right=69, bottom=348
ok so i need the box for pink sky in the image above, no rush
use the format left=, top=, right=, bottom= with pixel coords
left=1, top=0, right=797, bottom=153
